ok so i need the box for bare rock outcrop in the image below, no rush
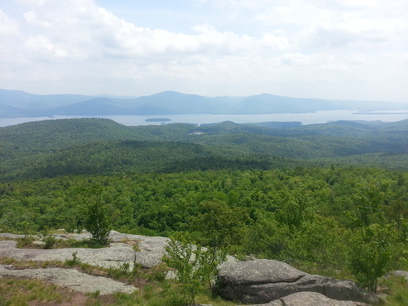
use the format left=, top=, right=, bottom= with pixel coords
left=0, top=230, right=169, bottom=269
left=0, top=230, right=169, bottom=295
left=0, top=265, right=136, bottom=294
left=216, top=259, right=380, bottom=305
left=252, top=291, right=366, bottom=306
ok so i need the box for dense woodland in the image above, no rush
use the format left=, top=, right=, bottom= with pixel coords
left=1, top=118, right=408, bottom=293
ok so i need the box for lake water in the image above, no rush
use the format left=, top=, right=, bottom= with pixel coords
left=1, top=110, right=408, bottom=127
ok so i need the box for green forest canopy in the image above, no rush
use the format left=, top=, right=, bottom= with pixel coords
left=1, top=118, right=408, bottom=181
left=0, top=118, right=407, bottom=292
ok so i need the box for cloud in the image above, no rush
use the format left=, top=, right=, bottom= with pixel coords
left=0, top=9, right=19, bottom=35
left=23, top=11, right=51, bottom=27
left=260, top=33, right=290, bottom=50
left=1, top=0, right=407, bottom=102
left=11, top=1, right=258, bottom=62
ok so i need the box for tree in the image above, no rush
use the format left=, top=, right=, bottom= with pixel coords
left=188, top=199, right=250, bottom=255
left=79, top=185, right=112, bottom=246
left=285, top=215, right=348, bottom=269
left=349, top=223, right=396, bottom=292
left=273, top=186, right=316, bottom=233
left=163, top=234, right=225, bottom=305
left=244, top=211, right=290, bottom=259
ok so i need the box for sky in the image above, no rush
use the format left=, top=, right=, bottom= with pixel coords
left=1, top=0, right=408, bottom=102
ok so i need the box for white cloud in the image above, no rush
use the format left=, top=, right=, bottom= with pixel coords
left=0, top=0, right=407, bottom=102
left=24, top=36, right=70, bottom=60
left=260, top=33, right=290, bottom=50
left=0, top=9, right=19, bottom=35
left=23, top=11, right=51, bottom=27
left=11, top=1, right=256, bottom=62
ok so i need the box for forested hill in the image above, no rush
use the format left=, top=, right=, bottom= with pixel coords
left=1, top=118, right=139, bottom=155
left=1, top=118, right=408, bottom=181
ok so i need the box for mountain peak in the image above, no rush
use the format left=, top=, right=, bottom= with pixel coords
left=1, top=89, right=405, bottom=118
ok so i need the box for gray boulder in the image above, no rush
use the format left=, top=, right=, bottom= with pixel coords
left=253, top=291, right=365, bottom=306
left=219, top=259, right=306, bottom=285
left=217, top=259, right=380, bottom=305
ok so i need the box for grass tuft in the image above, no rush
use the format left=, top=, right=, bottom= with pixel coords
left=379, top=275, right=408, bottom=306
left=0, top=277, right=66, bottom=305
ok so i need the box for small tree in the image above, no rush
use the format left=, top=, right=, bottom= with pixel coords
left=163, top=234, right=225, bottom=305
left=349, top=223, right=396, bottom=292
left=79, top=185, right=112, bottom=246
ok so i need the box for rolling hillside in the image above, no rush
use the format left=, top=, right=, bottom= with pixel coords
left=1, top=118, right=408, bottom=181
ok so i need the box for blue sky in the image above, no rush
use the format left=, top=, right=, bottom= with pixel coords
left=1, top=0, right=408, bottom=103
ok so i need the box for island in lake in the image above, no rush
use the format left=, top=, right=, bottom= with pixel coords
left=145, top=118, right=172, bottom=122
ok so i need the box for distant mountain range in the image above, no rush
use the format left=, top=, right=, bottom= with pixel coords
left=0, top=89, right=406, bottom=118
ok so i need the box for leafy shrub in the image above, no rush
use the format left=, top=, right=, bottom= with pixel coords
left=77, top=185, right=112, bottom=246
left=42, top=235, right=57, bottom=249
left=148, top=263, right=169, bottom=283
left=349, top=224, right=397, bottom=292
left=163, top=234, right=225, bottom=305
left=65, top=251, right=81, bottom=267
left=16, top=236, right=36, bottom=248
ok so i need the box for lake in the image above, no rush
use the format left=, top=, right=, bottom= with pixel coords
left=1, top=110, right=408, bottom=127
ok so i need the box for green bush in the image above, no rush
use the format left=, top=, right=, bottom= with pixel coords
left=78, top=185, right=112, bottom=246
left=163, top=234, right=225, bottom=305
left=16, top=236, right=36, bottom=248
left=42, top=235, right=57, bottom=249
left=65, top=251, right=81, bottom=267
left=349, top=224, right=397, bottom=292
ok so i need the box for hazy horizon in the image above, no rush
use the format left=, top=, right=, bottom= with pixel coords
left=2, top=88, right=408, bottom=105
